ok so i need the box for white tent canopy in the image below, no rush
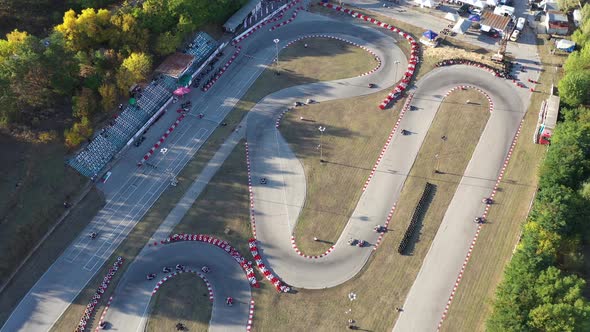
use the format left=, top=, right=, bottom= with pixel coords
left=445, top=12, right=459, bottom=21
left=414, top=0, right=437, bottom=8
left=453, top=18, right=472, bottom=34
left=556, top=39, right=575, bottom=51
left=461, top=0, right=498, bottom=5
left=573, top=9, right=582, bottom=26
left=494, top=5, right=515, bottom=17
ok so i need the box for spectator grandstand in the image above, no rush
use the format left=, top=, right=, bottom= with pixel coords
left=67, top=31, right=219, bottom=179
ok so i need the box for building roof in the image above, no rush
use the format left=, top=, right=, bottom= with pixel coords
left=544, top=95, right=559, bottom=129
left=543, top=1, right=559, bottom=11
left=481, top=11, right=511, bottom=32
left=223, top=0, right=260, bottom=32
left=548, top=11, right=568, bottom=23
left=155, top=53, right=195, bottom=79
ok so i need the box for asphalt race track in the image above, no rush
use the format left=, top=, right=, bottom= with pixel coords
left=105, top=241, right=251, bottom=332
left=2, top=4, right=534, bottom=332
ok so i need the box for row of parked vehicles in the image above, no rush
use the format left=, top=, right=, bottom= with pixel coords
left=510, top=16, right=527, bottom=41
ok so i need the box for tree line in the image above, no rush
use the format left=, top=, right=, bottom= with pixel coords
left=0, top=0, right=246, bottom=147
left=487, top=5, right=590, bottom=331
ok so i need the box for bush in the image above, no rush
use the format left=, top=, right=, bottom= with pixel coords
left=558, top=71, right=590, bottom=107
left=38, top=130, right=58, bottom=143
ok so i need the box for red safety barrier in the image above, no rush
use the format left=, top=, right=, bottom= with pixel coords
left=163, top=234, right=259, bottom=288
left=270, top=6, right=305, bottom=31
left=248, top=239, right=290, bottom=293
left=366, top=93, right=414, bottom=191
left=137, top=115, right=186, bottom=166
left=444, top=85, right=494, bottom=113
left=76, top=257, right=124, bottom=332
left=233, top=0, right=303, bottom=45
left=246, top=299, right=255, bottom=331
left=94, top=296, right=114, bottom=332
left=151, top=269, right=214, bottom=302
left=244, top=142, right=257, bottom=238
left=281, top=34, right=382, bottom=78
left=202, top=46, right=242, bottom=92
left=318, top=2, right=420, bottom=110
left=435, top=59, right=504, bottom=77
left=437, top=109, right=522, bottom=332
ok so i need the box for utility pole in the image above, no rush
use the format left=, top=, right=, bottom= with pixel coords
left=273, top=38, right=280, bottom=75
left=318, top=126, right=326, bottom=162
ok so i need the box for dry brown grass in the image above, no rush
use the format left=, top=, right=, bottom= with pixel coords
left=440, top=35, right=564, bottom=332
left=164, top=88, right=489, bottom=331
left=280, top=94, right=399, bottom=255
left=145, top=273, right=211, bottom=332
left=0, top=184, right=103, bottom=326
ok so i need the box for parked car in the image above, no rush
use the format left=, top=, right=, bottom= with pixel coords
left=486, top=29, right=500, bottom=38
left=458, top=4, right=470, bottom=15
left=516, top=17, right=526, bottom=30
left=510, top=29, right=520, bottom=41
left=134, top=136, right=146, bottom=147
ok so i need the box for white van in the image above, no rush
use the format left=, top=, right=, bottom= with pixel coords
left=516, top=17, right=526, bottom=30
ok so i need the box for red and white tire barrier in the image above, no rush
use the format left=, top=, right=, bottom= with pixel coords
left=275, top=108, right=290, bottom=128
left=437, top=118, right=524, bottom=331
left=363, top=93, right=414, bottom=192
left=244, top=142, right=257, bottom=238
left=94, top=296, right=113, bottom=332
left=281, top=34, right=382, bottom=78
left=270, top=6, right=304, bottom=31
left=444, top=85, right=494, bottom=113
left=76, top=257, right=124, bottom=332
left=161, top=234, right=259, bottom=288
left=317, top=3, right=420, bottom=109
left=202, top=46, right=242, bottom=92
left=373, top=203, right=396, bottom=251
left=137, top=114, right=186, bottom=166
left=248, top=239, right=290, bottom=293
left=290, top=235, right=335, bottom=258
left=436, top=59, right=503, bottom=78
left=246, top=299, right=255, bottom=331
left=151, top=269, right=214, bottom=302
left=233, top=0, right=302, bottom=45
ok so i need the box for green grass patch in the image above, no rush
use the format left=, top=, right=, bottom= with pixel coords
left=145, top=273, right=211, bottom=332
left=280, top=94, right=398, bottom=255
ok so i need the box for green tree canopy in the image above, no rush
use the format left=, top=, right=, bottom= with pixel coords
left=116, top=52, right=151, bottom=92
left=558, top=71, right=590, bottom=106
left=557, top=0, right=579, bottom=12
left=528, top=267, right=590, bottom=331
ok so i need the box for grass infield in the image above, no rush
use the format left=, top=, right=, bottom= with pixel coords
left=145, top=273, right=211, bottom=332
left=164, top=88, right=489, bottom=331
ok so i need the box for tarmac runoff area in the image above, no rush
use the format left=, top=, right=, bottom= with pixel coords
left=1, top=6, right=529, bottom=332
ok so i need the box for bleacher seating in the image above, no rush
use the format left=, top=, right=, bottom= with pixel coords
left=67, top=32, right=218, bottom=178
left=398, top=183, right=437, bottom=255
left=185, top=32, right=218, bottom=64
left=157, top=75, right=179, bottom=92
left=137, top=83, right=172, bottom=116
